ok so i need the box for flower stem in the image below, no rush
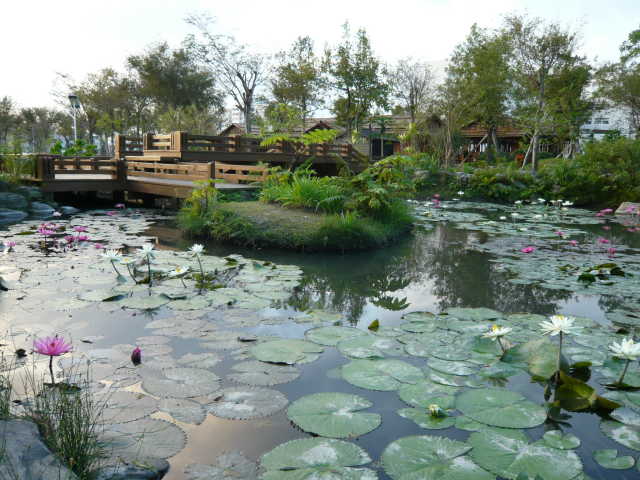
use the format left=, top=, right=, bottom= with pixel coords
left=146, top=254, right=152, bottom=288
left=49, top=355, right=55, bottom=385
left=196, top=254, right=204, bottom=294
left=497, top=337, right=506, bottom=354
left=110, top=260, right=121, bottom=277
left=618, top=359, right=631, bottom=385
left=556, top=331, right=563, bottom=383
left=126, top=264, right=138, bottom=284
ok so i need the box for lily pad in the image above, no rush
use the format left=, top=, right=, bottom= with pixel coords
left=381, top=435, right=493, bottom=480
left=469, top=430, right=583, bottom=480
left=398, top=381, right=460, bottom=407
left=337, top=335, right=403, bottom=359
left=342, top=359, right=424, bottom=391
left=250, top=339, right=324, bottom=365
left=101, top=417, right=186, bottom=459
left=228, top=361, right=300, bottom=386
left=158, top=398, right=206, bottom=425
left=428, top=358, right=476, bottom=376
left=287, top=392, right=381, bottom=439
left=541, top=430, right=581, bottom=450
left=601, top=419, right=640, bottom=450
left=206, top=387, right=288, bottom=419
left=184, top=452, right=257, bottom=480
left=397, top=409, right=456, bottom=430
left=305, top=326, right=367, bottom=346
left=445, top=307, right=503, bottom=321
left=593, top=449, right=635, bottom=469
left=121, top=295, right=169, bottom=310
left=98, top=391, right=158, bottom=424
left=142, top=367, right=221, bottom=398
left=260, top=437, right=375, bottom=480
left=456, top=388, right=546, bottom=429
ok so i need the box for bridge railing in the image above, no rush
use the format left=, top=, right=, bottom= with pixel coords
left=215, top=162, right=268, bottom=184
left=33, top=155, right=125, bottom=182
left=126, top=161, right=214, bottom=182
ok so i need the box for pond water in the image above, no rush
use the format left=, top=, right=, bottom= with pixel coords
left=1, top=200, right=640, bottom=480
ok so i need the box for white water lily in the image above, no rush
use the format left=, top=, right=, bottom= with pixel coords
left=169, top=265, right=190, bottom=277
left=514, top=200, right=523, bottom=205
left=457, top=191, right=465, bottom=195
left=189, top=244, right=204, bottom=256
left=499, top=216, right=507, bottom=220
left=428, top=404, right=442, bottom=417
left=563, top=201, right=573, bottom=207
left=534, top=214, right=543, bottom=219
left=510, top=213, right=519, bottom=218
left=540, top=315, right=576, bottom=336
left=119, top=257, right=136, bottom=265
left=609, top=338, right=640, bottom=361
left=138, top=244, right=155, bottom=257
left=538, top=198, right=546, bottom=203
left=101, top=249, right=121, bottom=262
left=561, top=207, right=569, bottom=212
left=482, top=325, right=512, bottom=340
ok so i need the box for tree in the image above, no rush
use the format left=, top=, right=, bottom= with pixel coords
left=504, top=14, right=581, bottom=170
left=448, top=24, right=511, bottom=161
left=271, top=36, right=324, bottom=133
left=256, top=102, right=302, bottom=136
left=0, top=97, right=17, bottom=145
left=127, top=42, right=220, bottom=111
left=390, top=58, right=435, bottom=124
left=17, top=107, right=60, bottom=152
left=186, top=14, right=267, bottom=133
left=325, top=23, right=390, bottom=139
left=595, top=25, right=640, bottom=135
left=157, top=104, right=226, bottom=134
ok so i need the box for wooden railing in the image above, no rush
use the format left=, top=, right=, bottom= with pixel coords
left=127, top=161, right=213, bottom=182
left=214, top=162, right=268, bottom=184
left=33, top=155, right=125, bottom=182
left=114, top=134, right=143, bottom=157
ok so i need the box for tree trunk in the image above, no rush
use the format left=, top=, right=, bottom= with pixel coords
left=531, top=131, right=539, bottom=171
left=486, top=127, right=496, bottom=163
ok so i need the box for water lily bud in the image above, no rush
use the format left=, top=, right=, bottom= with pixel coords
left=131, top=346, right=142, bottom=366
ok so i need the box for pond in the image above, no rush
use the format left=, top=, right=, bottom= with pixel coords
left=1, top=199, right=640, bottom=480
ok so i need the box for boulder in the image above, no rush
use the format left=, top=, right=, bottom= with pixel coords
left=0, top=419, right=78, bottom=479
left=616, top=202, right=640, bottom=215
left=94, top=458, right=170, bottom=480
left=60, top=205, right=80, bottom=215
left=0, top=208, right=28, bottom=223
left=15, top=185, right=43, bottom=201
left=0, top=192, right=28, bottom=210
left=29, top=201, right=55, bottom=216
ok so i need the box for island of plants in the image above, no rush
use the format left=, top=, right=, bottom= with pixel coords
left=179, top=157, right=415, bottom=252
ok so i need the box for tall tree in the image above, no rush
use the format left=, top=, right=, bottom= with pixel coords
left=504, top=14, right=581, bottom=170
left=448, top=24, right=511, bottom=161
left=127, top=42, right=220, bottom=111
left=186, top=14, right=267, bottom=133
left=271, top=36, right=324, bottom=133
left=391, top=58, right=435, bottom=124
left=595, top=25, right=640, bottom=135
left=0, top=97, right=17, bottom=145
left=325, top=23, right=389, bottom=139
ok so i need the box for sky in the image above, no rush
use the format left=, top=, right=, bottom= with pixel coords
left=2, top=0, right=639, bottom=109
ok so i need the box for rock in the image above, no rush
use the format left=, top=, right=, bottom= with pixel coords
left=15, top=185, right=43, bottom=201
left=93, top=458, right=169, bottom=480
left=0, top=419, right=78, bottom=479
left=29, top=201, right=55, bottom=216
left=0, top=208, right=28, bottom=223
left=616, top=202, right=640, bottom=215
left=0, top=192, right=28, bottom=210
left=60, top=205, right=80, bottom=215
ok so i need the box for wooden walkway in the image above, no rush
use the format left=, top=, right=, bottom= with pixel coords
left=17, top=131, right=369, bottom=201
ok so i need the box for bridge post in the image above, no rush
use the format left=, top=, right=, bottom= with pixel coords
left=171, top=131, right=186, bottom=154
left=114, top=134, right=125, bottom=159
left=142, top=133, right=154, bottom=152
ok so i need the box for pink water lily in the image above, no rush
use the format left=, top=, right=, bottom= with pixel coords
left=520, top=246, right=536, bottom=253
left=131, top=347, right=141, bottom=366
left=554, top=231, right=565, bottom=237
left=597, top=237, right=610, bottom=244
left=33, top=335, right=72, bottom=385
left=94, top=243, right=104, bottom=249
left=73, top=226, right=88, bottom=233
left=76, top=235, right=89, bottom=242
left=569, top=240, right=578, bottom=247
left=608, top=247, right=617, bottom=258
left=602, top=226, right=611, bottom=231
left=115, top=203, right=125, bottom=209
left=106, top=211, right=116, bottom=216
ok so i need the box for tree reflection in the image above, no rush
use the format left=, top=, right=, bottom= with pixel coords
left=288, top=225, right=575, bottom=322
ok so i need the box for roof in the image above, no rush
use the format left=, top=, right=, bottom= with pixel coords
left=460, top=122, right=526, bottom=138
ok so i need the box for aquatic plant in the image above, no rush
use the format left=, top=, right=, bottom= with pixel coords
left=3, top=240, right=16, bottom=253
left=33, top=335, right=72, bottom=385
left=520, top=246, right=535, bottom=253
left=189, top=244, right=205, bottom=292
left=131, top=346, right=142, bottom=366
left=138, top=244, right=156, bottom=287
left=481, top=324, right=512, bottom=353
left=100, top=249, right=122, bottom=277
left=609, top=338, right=640, bottom=385
left=540, top=315, right=576, bottom=381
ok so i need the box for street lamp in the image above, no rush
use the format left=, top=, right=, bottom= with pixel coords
left=68, top=94, right=81, bottom=142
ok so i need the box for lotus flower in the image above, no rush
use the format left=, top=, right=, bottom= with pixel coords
left=609, top=338, right=640, bottom=385
left=33, top=335, right=72, bottom=385
left=131, top=347, right=141, bottom=366
left=520, top=246, right=535, bottom=254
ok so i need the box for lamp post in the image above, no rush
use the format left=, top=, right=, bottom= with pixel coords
left=68, top=94, right=81, bottom=142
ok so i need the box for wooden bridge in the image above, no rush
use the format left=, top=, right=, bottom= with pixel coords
left=15, top=131, right=368, bottom=201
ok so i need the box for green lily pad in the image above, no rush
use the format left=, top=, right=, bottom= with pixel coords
left=398, top=381, right=460, bottom=407
left=305, top=326, right=367, bottom=346
left=456, top=388, right=546, bottom=429
left=593, top=449, right=634, bottom=469
left=342, top=359, right=424, bottom=391
left=469, top=430, right=583, bottom=480
left=168, top=296, right=212, bottom=310
left=428, top=358, right=476, bottom=376
left=184, top=452, right=257, bottom=480
left=228, top=361, right=300, bottom=386
left=381, top=435, right=493, bottom=480
left=541, top=430, right=581, bottom=450
left=158, top=398, right=206, bottom=425
left=337, top=335, right=403, bottom=359
left=287, top=392, right=381, bottom=438
left=250, top=339, right=324, bottom=365
left=259, top=437, right=375, bottom=480
left=601, top=420, right=640, bottom=450
left=142, top=367, right=221, bottom=398
left=445, top=307, right=503, bottom=321
left=121, top=295, right=169, bottom=310
left=206, top=387, right=288, bottom=419
left=397, top=409, right=456, bottom=430
left=78, top=289, right=124, bottom=302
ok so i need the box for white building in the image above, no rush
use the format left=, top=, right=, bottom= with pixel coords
left=580, top=106, right=636, bottom=140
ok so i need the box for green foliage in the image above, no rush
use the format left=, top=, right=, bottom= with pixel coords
left=177, top=179, right=220, bottom=235
left=0, top=144, right=34, bottom=183
left=50, top=139, right=98, bottom=156
left=261, top=174, right=347, bottom=214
